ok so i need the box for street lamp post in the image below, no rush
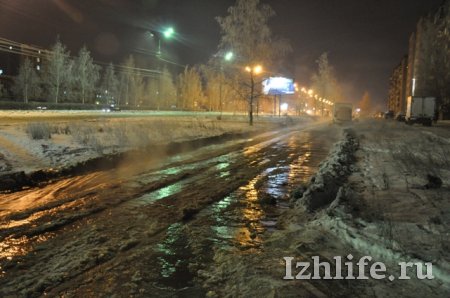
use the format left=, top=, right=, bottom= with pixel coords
left=218, top=51, right=234, bottom=119
left=150, top=27, right=175, bottom=110
left=156, top=27, right=175, bottom=56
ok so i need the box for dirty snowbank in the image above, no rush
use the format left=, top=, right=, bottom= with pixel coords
left=294, top=128, right=358, bottom=211
left=199, top=120, right=450, bottom=297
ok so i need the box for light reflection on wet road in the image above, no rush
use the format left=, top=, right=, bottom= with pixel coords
left=152, top=130, right=332, bottom=291
left=0, top=125, right=338, bottom=296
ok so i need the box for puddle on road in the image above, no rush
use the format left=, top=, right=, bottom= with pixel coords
left=154, top=223, right=195, bottom=288
left=126, top=155, right=233, bottom=207
left=151, top=131, right=332, bottom=292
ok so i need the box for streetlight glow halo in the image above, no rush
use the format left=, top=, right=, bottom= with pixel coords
left=225, top=51, right=234, bottom=61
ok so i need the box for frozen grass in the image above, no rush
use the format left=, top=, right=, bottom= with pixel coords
left=1, top=114, right=296, bottom=174
left=65, top=118, right=249, bottom=155
left=25, top=123, right=52, bottom=140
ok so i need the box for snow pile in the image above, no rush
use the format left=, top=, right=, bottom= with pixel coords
left=199, top=121, right=450, bottom=297
left=295, top=128, right=359, bottom=211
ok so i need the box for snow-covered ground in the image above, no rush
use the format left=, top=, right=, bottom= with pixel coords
left=0, top=110, right=301, bottom=175
left=2, top=114, right=448, bottom=296
left=200, top=119, right=450, bottom=297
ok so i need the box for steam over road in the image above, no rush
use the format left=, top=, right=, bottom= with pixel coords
left=0, top=124, right=339, bottom=297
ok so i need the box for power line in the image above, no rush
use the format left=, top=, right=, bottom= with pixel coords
left=0, top=36, right=163, bottom=78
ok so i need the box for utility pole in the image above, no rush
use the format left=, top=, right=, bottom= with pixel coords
left=219, top=51, right=233, bottom=119
left=219, top=68, right=223, bottom=117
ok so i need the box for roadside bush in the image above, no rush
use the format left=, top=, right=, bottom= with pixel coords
left=70, top=124, right=97, bottom=145
left=51, top=125, right=71, bottom=135
left=26, top=122, right=51, bottom=140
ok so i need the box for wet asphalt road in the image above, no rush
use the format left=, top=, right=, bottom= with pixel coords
left=0, top=123, right=339, bottom=297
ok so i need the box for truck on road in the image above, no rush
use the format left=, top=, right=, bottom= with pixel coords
left=405, top=96, right=436, bottom=126
left=333, top=103, right=353, bottom=124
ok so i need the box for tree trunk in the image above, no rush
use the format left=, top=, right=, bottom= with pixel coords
left=249, top=75, right=254, bottom=126
left=56, top=85, right=59, bottom=104
left=24, top=84, right=28, bottom=103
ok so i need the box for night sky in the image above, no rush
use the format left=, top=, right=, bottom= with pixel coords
left=0, top=0, right=444, bottom=107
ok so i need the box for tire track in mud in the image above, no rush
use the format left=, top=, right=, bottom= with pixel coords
left=0, top=128, right=290, bottom=236
left=45, top=131, right=331, bottom=297
left=0, top=125, right=339, bottom=297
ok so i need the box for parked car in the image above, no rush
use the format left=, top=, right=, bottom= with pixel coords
left=405, top=96, right=436, bottom=126
left=395, top=112, right=406, bottom=122
left=101, top=104, right=121, bottom=112
left=373, top=112, right=384, bottom=119
left=384, top=110, right=394, bottom=119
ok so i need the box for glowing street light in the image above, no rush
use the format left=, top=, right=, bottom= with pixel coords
left=246, top=65, right=263, bottom=74
left=224, top=51, right=234, bottom=61
left=152, top=27, right=176, bottom=56
left=163, top=27, right=175, bottom=39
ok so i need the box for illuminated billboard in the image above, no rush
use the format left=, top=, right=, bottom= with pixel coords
left=262, top=77, right=295, bottom=95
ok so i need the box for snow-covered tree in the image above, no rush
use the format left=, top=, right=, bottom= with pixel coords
left=216, top=0, right=291, bottom=124
left=202, top=66, right=221, bottom=111
left=73, top=46, right=100, bottom=104
left=43, top=40, right=71, bottom=103
left=101, top=63, right=119, bottom=105
left=216, top=0, right=290, bottom=69
left=312, top=53, right=341, bottom=116
left=159, top=67, right=177, bottom=109
left=144, top=78, right=159, bottom=108
left=13, top=58, right=41, bottom=103
left=130, top=72, right=145, bottom=107
left=119, top=55, right=142, bottom=107
left=177, top=66, right=204, bottom=110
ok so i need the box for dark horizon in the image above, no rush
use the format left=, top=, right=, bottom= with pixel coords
left=0, top=0, right=444, bottom=108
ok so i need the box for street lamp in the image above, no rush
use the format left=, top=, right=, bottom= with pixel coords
left=254, top=65, right=262, bottom=74
left=155, top=26, right=175, bottom=56
left=224, top=51, right=234, bottom=61
left=149, top=27, right=175, bottom=110
left=163, top=27, right=175, bottom=39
